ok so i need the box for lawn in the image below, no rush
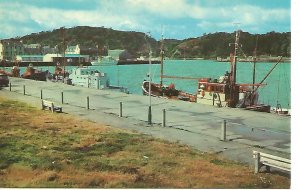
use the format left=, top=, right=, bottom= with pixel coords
left=0, top=96, right=290, bottom=188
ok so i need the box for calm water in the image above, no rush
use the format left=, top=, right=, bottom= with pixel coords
left=16, top=60, right=291, bottom=108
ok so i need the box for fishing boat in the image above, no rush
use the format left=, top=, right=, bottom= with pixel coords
left=21, top=64, right=48, bottom=81
left=142, top=34, right=197, bottom=102
left=142, top=30, right=284, bottom=113
left=68, top=66, right=128, bottom=93
left=196, top=30, right=281, bottom=112
left=0, top=66, right=20, bottom=77
left=91, top=56, right=118, bottom=66
left=47, top=63, right=71, bottom=84
left=69, top=67, right=109, bottom=89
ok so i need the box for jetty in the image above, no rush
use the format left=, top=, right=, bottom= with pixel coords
left=0, top=77, right=290, bottom=166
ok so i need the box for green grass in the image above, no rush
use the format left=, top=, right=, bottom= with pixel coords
left=0, top=96, right=290, bottom=188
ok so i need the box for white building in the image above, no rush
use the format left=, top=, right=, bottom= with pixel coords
left=65, top=45, right=80, bottom=54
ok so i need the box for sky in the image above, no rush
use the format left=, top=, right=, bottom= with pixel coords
left=0, top=0, right=292, bottom=40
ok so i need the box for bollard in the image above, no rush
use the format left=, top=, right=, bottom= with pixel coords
left=9, top=83, right=11, bottom=91
left=148, top=106, right=152, bottom=125
left=23, top=85, right=25, bottom=95
left=163, top=109, right=166, bottom=127
left=119, top=102, right=123, bottom=117
left=220, top=120, right=227, bottom=141
left=40, top=89, right=43, bottom=99
left=61, top=92, right=64, bottom=104
left=51, top=103, right=54, bottom=113
left=254, top=152, right=261, bottom=174
left=86, top=96, right=89, bottom=110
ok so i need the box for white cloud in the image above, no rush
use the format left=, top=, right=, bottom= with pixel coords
left=196, top=5, right=290, bottom=32
left=0, top=0, right=290, bottom=39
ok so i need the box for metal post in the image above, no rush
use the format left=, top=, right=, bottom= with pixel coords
left=51, top=103, right=54, bottom=113
left=148, top=106, right=152, bottom=125
left=61, top=91, right=64, bottom=104
left=86, top=96, right=89, bottom=110
left=9, top=83, right=11, bottom=91
left=254, top=152, right=261, bottom=174
left=163, top=109, right=166, bottom=127
left=221, top=120, right=227, bottom=141
left=23, top=85, right=25, bottom=95
left=40, top=89, right=43, bottom=99
left=119, top=102, right=123, bottom=117
left=146, top=33, right=152, bottom=126
left=41, top=99, right=44, bottom=110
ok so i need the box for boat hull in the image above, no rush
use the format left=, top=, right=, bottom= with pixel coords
left=91, top=61, right=117, bottom=66
left=142, top=81, right=196, bottom=102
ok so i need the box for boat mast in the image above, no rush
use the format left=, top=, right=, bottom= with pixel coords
left=160, top=32, right=164, bottom=87
left=229, top=30, right=240, bottom=107
left=61, top=27, right=66, bottom=78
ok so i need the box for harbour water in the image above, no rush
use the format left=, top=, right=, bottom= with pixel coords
left=15, top=59, right=291, bottom=108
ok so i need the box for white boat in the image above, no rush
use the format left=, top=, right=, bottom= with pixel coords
left=91, top=56, right=118, bottom=66
left=68, top=67, right=129, bottom=93
left=69, top=67, right=109, bottom=89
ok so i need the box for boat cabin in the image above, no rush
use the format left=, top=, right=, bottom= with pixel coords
left=69, top=67, right=109, bottom=89
left=196, top=77, right=258, bottom=107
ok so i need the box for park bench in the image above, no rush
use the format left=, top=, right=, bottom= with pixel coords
left=41, top=99, right=62, bottom=113
left=253, top=150, right=290, bottom=173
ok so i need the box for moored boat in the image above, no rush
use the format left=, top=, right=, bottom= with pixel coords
left=91, top=56, right=117, bottom=66
left=0, top=66, right=20, bottom=77
left=142, top=81, right=196, bottom=102
left=142, top=34, right=196, bottom=102
left=68, top=66, right=129, bottom=93
left=47, top=63, right=71, bottom=84
left=196, top=30, right=273, bottom=111
left=142, top=30, right=284, bottom=114
left=21, top=64, right=48, bottom=81
left=69, top=67, right=109, bottom=89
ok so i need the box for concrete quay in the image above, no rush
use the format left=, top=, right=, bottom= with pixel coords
left=0, top=77, right=291, bottom=166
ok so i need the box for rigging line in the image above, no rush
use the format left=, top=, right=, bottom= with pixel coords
left=276, top=66, right=281, bottom=106
left=237, top=44, right=254, bottom=65
left=253, top=56, right=282, bottom=93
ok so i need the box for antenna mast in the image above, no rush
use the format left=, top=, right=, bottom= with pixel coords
left=60, top=27, right=66, bottom=78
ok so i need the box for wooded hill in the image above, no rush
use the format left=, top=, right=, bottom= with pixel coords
left=17, top=26, right=290, bottom=59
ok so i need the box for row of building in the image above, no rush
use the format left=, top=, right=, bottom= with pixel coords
left=0, top=39, right=132, bottom=64
left=216, top=55, right=291, bottom=63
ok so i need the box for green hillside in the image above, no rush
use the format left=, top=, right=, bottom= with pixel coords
left=17, top=26, right=290, bottom=59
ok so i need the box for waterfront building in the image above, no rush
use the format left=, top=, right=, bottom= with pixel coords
left=65, top=45, right=80, bottom=54
left=42, top=46, right=56, bottom=55
left=65, top=44, right=97, bottom=57
left=23, top=44, right=42, bottom=55
left=0, top=39, right=24, bottom=61
left=16, top=55, right=44, bottom=62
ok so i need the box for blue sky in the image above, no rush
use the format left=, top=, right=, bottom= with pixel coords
left=0, top=0, right=291, bottom=40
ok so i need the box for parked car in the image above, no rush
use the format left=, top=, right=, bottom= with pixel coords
left=0, top=74, right=9, bottom=87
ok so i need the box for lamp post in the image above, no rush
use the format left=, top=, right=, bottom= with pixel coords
left=148, top=49, right=152, bottom=125
left=145, top=32, right=152, bottom=125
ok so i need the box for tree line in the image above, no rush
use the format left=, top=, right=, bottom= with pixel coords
left=16, top=26, right=290, bottom=59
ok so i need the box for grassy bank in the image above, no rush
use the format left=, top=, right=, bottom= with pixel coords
left=0, top=96, right=290, bottom=188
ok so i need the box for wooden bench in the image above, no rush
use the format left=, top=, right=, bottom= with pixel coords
left=253, top=150, right=290, bottom=173
left=41, top=100, right=62, bottom=113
